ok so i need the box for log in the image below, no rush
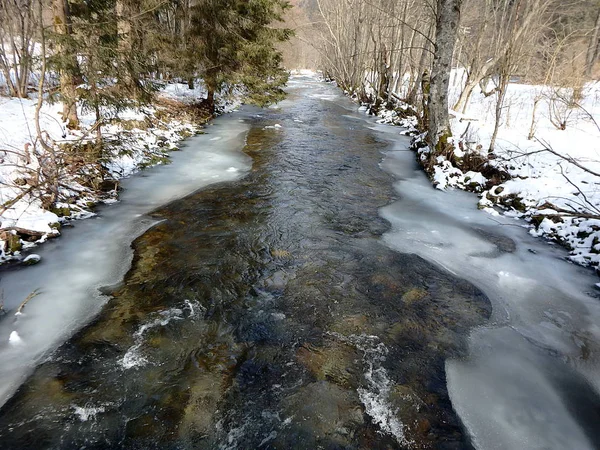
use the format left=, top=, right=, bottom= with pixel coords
left=0, top=227, right=46, bottom=238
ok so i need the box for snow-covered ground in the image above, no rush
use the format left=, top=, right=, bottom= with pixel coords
left=0, top=80, right=233, bottom=265
left=373, top=70, right=600, bottom=271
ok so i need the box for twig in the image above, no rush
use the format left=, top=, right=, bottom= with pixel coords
left=16, top=289, right=41, bottom=315
left=558, top=164, right=600, bottom=215
left=486, top=216, right=527, bottom=228
left=535, top=137, right=600, bottom=178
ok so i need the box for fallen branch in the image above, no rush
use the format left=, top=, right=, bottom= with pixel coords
left=16, top=289, right=41, bottom=315
left=0, top=227, right=46, bottom=238
left=535, top=137, right=600, bottom=178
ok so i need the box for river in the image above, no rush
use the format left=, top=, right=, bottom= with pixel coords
left=0, top=76, right=598, bottom=449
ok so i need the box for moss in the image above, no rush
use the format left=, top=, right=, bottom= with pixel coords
left=578, top=229, right=592, bottom=239
left=50, top=206, right=72, bottom=217
left=511, top=197, right=527, bottom=213
left=139, top=154, right=171, bottom=169
left=22, top=255, right=41, bottom=266
left=591, top=236, right=600, bottom=254
left=6, top=234, right=21, bottom=253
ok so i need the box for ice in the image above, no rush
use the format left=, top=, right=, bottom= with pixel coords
left=0, top=112, right=252, bottom=407
left=376, top=122, right=600, bottom=449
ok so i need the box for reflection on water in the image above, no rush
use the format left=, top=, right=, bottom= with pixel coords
left=0, top=79, right=491, bottom=449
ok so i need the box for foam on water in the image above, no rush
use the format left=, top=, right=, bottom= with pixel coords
left=329, top=332, right=410, bottom=446
left=375, top=124, right=600, bottom=449
left=120, top=306, right=187, bottom=369
left=72, top=404, right=106, bottom=422
left=0, top=114, right=252, bottom=407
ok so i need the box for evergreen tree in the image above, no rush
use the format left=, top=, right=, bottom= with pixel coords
left=188, top=0, right=292, bottom=112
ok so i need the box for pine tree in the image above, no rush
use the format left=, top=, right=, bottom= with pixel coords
left=188, top=0, right=292, bottom=113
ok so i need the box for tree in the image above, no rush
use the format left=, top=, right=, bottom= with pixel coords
left=0, top=0, right=36, bottom=98
left=188, top=0, right=292, bottom=113
left=427, top=0, right=462, bottom=155
left=51, top=0, right=80, bottom=129
left=585, top=2, right=600, bottom=77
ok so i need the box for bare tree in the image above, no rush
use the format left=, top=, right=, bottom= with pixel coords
left=585, top=1, right=600, bottom=77
left=427, top=0, right=462, bottom=154
left=0, top=0, right=36, bottom=98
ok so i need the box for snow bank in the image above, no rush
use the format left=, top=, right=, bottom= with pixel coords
left=0, top=81, right=231, bottom=264
left=375, top=69, right=600, bottom=271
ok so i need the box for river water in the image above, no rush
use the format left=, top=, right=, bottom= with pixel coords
left=0, top=76, right=598, bottom=449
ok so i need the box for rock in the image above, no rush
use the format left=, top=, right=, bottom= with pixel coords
left=50, top=206, right=71, bottom=217
left=23, top=254, right=41, bottom=266
left=296, top=341, right=359, bottom=389
left=402, top=287, right=428, bottom=305
left=278, top=381, right=364, bottom=448
left=472, top=228, right=517, bottom=253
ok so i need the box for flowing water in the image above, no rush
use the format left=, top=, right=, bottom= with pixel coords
left=0, top=77, right=598, bottom=449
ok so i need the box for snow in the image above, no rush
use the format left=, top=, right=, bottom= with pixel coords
left=8, top=331, right=21, bottom=344
left=161, top=81, right=208, bottom=103
left=446, top=75, right=600, bottom=268
left=365, top=67, right=600, bottom=270
left=22, top=254, right=40, bottom=264
left=0, top=80, right=238, bottom=264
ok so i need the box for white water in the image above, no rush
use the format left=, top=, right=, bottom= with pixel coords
left=0, top=114, right=252, bottom=407
left=376, top=125, right=600, bottom=449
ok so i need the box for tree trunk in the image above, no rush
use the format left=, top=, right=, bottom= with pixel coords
left=586, top=7, right=600, bottom=78
left=453, top=77, right=478, bottom=113
left=489, top=71, right=509, bottom=154
left=406, top=28, right=433, bottom=105
left=206, top=88, right=215, bottom=114
left=52, top=0, right=79, bottom=129
left=116, top=0, right=133, bottom=90
left=428, top=0, right=462, bottom=155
